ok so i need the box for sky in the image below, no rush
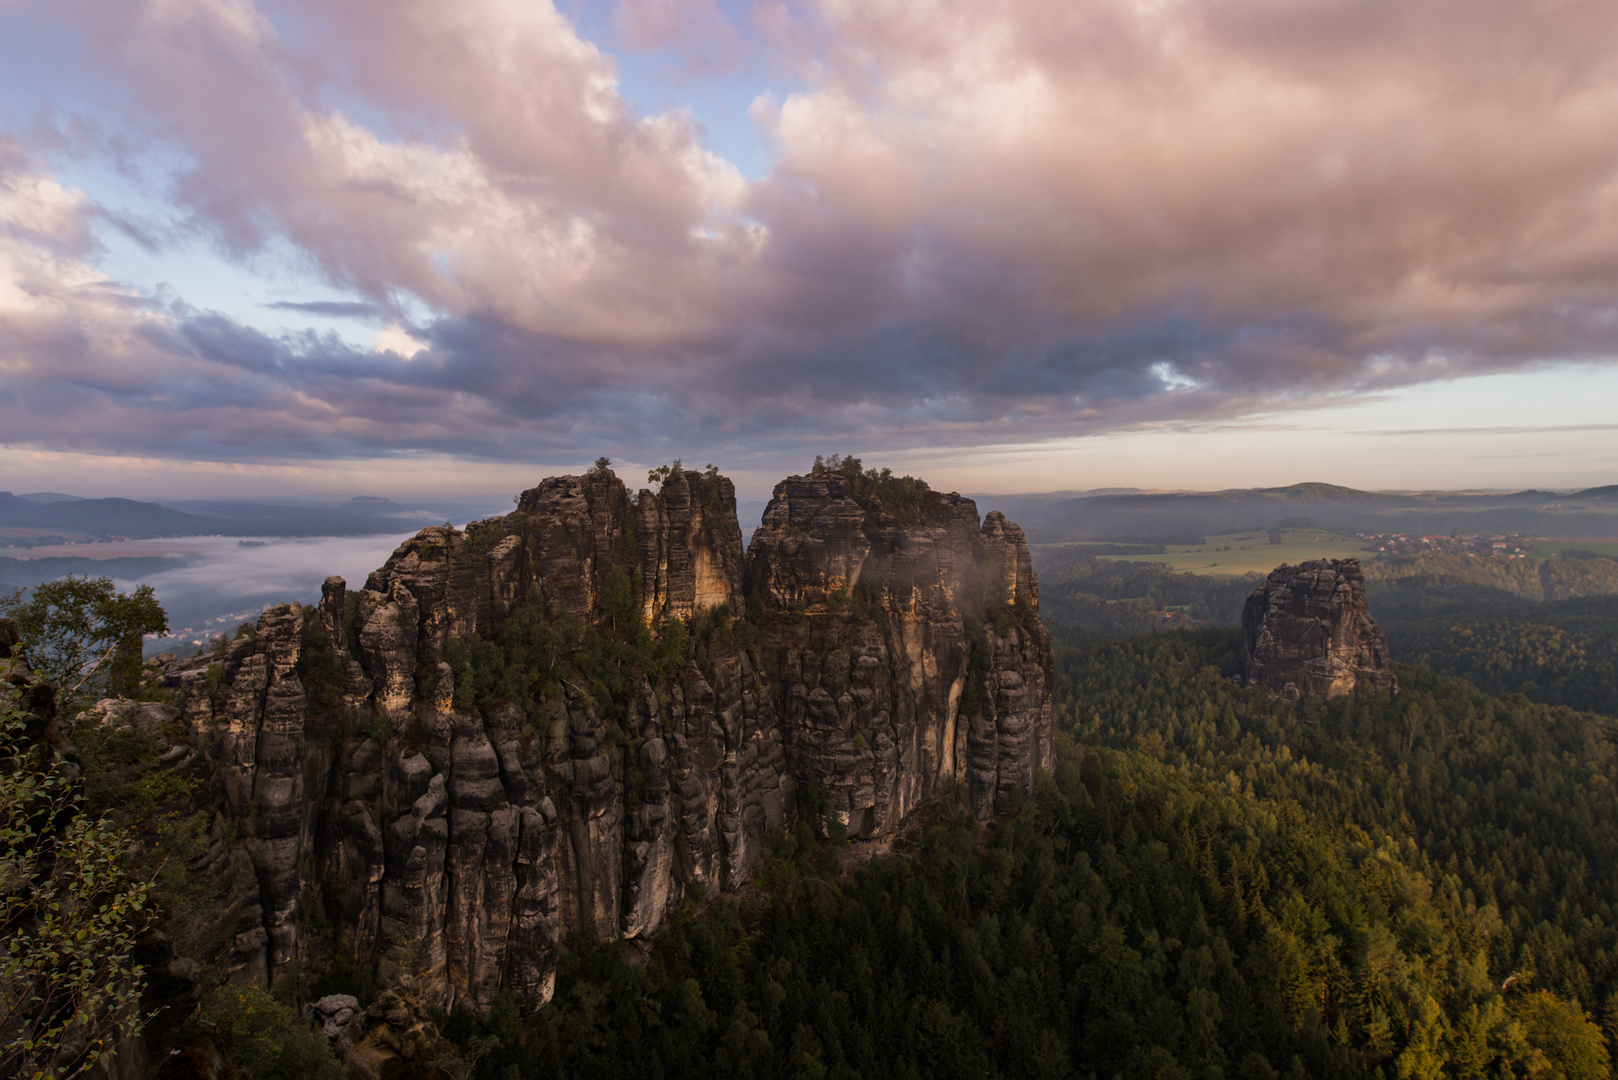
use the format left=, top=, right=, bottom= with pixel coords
left=1, top=0, right=1616, bottom=503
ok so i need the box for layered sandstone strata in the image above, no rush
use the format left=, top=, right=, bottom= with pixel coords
left=1242, top=558, right=1398, bottom=699
left=163, top=466, right=1054, bottom=1036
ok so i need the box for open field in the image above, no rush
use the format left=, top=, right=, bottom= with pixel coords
left=1092, top=530, right=1373, bottom=576
left=1527, top=538, right=1618, bottom=558
left=0, top=525, right=95, bottom=543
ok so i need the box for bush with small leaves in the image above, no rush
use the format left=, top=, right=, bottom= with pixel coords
left=0, top=682, right=155, bottom=1080
left=192, top=986, right=344, bottom=1080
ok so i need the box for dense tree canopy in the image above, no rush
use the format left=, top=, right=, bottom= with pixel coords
left=1033, top=548, right=1258, bottom=635
left=424, top=630, right=1617, bottom=1079
left=1384, top=595, right=1618, bottom=717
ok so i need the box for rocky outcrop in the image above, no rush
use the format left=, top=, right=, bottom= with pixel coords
left=160, top=465, right=1053, bottom=1043
left=1242, top=558, right=1398, bottom=699
left=337, top=978, right=460, bottom=1080
left=748, top=474, right=1052, bottom=828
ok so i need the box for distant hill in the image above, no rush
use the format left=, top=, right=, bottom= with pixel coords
left=0, top=492, right=218, bottom=540
left=160, top=498, right=448, bottom=535
left=977, top=482, right=1618, bottom=543
left=1263, top=481, right=1381, bottom=501
left=17, top=492, right=85, bottom=504
left=341, top=496, right=400, bottom=514
left=0, top=491, right=446, bottom=541
left=0, top=554, right=189, bottom=588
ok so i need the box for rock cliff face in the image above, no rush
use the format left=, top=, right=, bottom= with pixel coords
left=748, top=474, right=1052, bottom=827
left=165, top=468, right=1052, bottom=1032
left=1242, top=558, right=1397, bottom=699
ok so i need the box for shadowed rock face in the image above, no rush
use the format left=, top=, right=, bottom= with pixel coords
left=748, top=474, right=1052, bottom=828
left=1242, top=558, right=1397, bottom=699
left=164, top=468, right=1053, bottom=1030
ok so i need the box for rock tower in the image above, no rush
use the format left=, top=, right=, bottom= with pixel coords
left=1242, top=558, right=1397, bottom=699
left=159, top=467, right=1054, bottom=1041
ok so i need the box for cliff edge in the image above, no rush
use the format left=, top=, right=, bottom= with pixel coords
left=160, top=466, right=1053, bottom=1032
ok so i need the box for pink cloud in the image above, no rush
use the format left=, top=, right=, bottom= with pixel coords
left=2, top=0, right=1618, bottom=467
left=612, top=0, right=747, bottom=69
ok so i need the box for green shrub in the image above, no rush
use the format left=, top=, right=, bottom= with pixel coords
left=1, top=687, right=155, bottom=1080
left=194, top=986, right=345, bottom=1080
left=808, top=454, right=929, bottom=525
left=296, top=611, right=345, bottom=711
left=364, top=712, right=395, bottom=745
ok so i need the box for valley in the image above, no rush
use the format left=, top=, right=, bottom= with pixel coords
left=1054, top=528, right=1372, bottom=575
left=5, top=470, right=1618, bottom=1079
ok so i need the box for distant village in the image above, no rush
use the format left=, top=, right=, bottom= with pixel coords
left=162, top=608, right=271, bottom=649
left=1358, top=531, right=1535, bottom=558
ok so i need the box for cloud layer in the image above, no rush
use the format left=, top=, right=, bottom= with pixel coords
left=4, top=0, right=1618, bottom=468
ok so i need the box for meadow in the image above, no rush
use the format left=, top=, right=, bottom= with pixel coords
left=1085, top=530, right=1371, bottom=576
left=1528, top=538, right=1618, bottom=558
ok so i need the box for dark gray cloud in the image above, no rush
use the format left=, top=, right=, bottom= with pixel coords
left=263, top=300, right=389, bottom=320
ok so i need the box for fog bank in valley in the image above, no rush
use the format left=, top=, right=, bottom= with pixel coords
left=94, top=533, right=417, bottom=651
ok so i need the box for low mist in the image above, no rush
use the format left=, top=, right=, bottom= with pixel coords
left=96, top=534, right=416, bottom=651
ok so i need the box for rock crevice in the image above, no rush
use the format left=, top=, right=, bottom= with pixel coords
left=163, top=467, right=1054, bottom=1032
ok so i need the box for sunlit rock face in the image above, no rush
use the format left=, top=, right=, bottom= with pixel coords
left=1242, top=558, right=1398, bottom=700
left=166, top=467, right=1053, bottom=1025
left=748, top=473, right=1053, bottom=831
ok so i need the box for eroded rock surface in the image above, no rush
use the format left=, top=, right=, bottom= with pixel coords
left=160, top=466, right=1053, bottom=1042
left=1242, top=558, right=1398, bottom=699
left=749, top=474, right=1053, bottom=828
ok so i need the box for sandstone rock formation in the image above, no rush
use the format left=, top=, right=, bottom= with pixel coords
left=748, top=473, right=1053, bottom=827
left=1242, top=558, right=1397, bottom=699
left=156, top=466, right=1053, bottom=1044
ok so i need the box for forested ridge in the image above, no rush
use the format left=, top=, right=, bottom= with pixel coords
left=18, top=536, right=1618, bottom=1077
left=1031, top=547, right=1618, bottom=638
left=1384, top=595, right=1618, bottom=718
left=1033, top=548, right=1258, bottom=635
left=1031, top=545, right=1618, bottom=715
left=421, top=630, right=1616, bottom=1079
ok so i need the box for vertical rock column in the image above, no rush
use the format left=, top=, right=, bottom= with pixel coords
left=210, top=605, right=310, bottom=983
left=1242, top=558, right=1398, bottom=699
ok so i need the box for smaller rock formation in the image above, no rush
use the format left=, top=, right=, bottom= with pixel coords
left=1242, top=558, right=1397, bottom=699
left=338, top=980, right=460, bottom=1080
left=306, top=993, right=362, bottom=1041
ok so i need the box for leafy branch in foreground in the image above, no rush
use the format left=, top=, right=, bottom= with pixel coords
left=0, top=682, right=155, bottom=1079
left=1, top=577, right=168, bottom=710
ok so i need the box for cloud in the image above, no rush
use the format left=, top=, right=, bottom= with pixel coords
left=3, top=0, right=1618, bottom=472
left=265, top=299, right=387, bottom=319
left=1362, top=423, right=1618, bottom=438
left=612, top=0, right=747, bottom=69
